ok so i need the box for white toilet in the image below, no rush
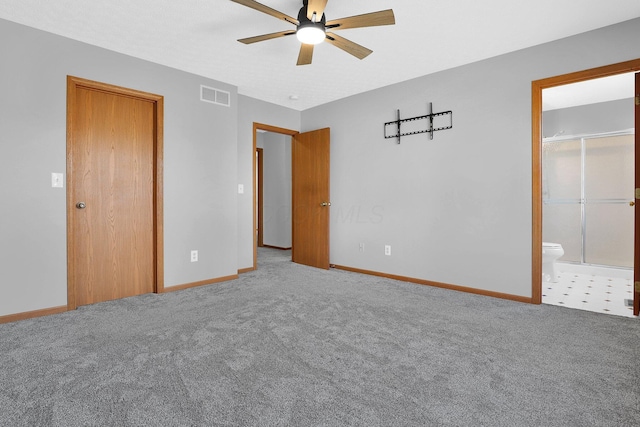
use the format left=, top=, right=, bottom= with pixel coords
left=542, top=242, right=564, bottom=283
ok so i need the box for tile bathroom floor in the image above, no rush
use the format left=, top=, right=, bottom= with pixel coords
left=542, top=269, right=636, bottom=318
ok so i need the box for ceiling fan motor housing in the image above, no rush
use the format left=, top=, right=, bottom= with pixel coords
left=298, top=4, right=326, bottom=27
left=296, top=4, right=326, bottom=44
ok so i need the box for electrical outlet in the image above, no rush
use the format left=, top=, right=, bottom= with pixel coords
left=191, top=250, right=198, bottom=262
left=359, top=243, right=365, bottom=252
left=384, top=245, right=391, bottom=256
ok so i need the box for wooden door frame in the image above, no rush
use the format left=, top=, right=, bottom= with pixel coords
left=66, top=76, right=164, bottom=310
left=252, top=123, right=298, bottom=270
left=531, top=58, right=640, bottom=305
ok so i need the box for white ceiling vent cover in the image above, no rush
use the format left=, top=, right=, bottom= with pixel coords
left=200, top=85, right=230, bottom=107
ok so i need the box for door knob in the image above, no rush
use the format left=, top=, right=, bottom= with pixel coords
left=76, top=202, right=86, bottom=209
left=630, top=201, right=635, bottom=207
left=320, top=202, right=331, bottom=207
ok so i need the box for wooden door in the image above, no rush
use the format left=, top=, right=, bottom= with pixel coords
left=292, top=128, right=331, bottom=269
left=67, top=77, right=163, bottom=308
left=634, top=72, right=640, bottom=316
left=257, top=148, right=264, bottom=248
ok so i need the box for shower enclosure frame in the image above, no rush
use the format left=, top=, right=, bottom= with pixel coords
left=542, top=129, right=635, bottom=268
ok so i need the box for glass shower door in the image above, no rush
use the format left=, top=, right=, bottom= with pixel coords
left=584, top=135, right=634, bottom=268
left=542, top=139, right=582, bottom=262
left=543, top=132, right=635, bottom=268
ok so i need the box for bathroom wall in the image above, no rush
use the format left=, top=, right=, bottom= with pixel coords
left=543, top=98, right=634, bottom=137
left=257, top=132, right=292, bottom=249
left=300, top=18, right=640, bottom=299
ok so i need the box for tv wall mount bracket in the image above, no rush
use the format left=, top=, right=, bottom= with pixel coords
left=384, top=102, right=453, bottom=144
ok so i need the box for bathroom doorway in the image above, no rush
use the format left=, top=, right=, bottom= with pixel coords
left=532, top=59, right=640, bottom=317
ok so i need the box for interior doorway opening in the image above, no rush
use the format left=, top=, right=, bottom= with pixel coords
left=251, top=123, right=331, bottom=271
left=532, top=59, right=640, bottom=317
left=252, top=123, right=298, bottom=270
left=256, top=131, right=293, bottom=252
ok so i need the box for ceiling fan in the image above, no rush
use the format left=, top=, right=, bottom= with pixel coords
left=231, top=0, right=395, bottom=65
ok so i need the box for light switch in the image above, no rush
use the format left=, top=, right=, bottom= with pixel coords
left=51, top=173, right=63, bottom=188
left=238, top=184, right=244, bottom=194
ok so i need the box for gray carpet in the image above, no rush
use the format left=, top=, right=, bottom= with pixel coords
left=1, top=248, right=639, bottom=426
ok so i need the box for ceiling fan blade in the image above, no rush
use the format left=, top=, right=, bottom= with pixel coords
left=238, top=30, right=296, bottom=44
left=325, top=32, right=372, bottom=60
left=306, top=0, right=328, bottom=20
left=326, top=9, right=395, bottom=30
left=231, top=0, right=299, bottom=25
left=297, top=43, right=314, bottom=66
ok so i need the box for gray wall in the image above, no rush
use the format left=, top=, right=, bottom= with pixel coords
left=2, top=15, right=640, bottom=316
left=543, top=98, right=635, bottom=137
left=257, top=132, right=292, bottom=248
left=0, top=19, right=238, bottom=316
left=237, top=96, right=300, bottom=270
left=300, top=18, right=640, bottom=298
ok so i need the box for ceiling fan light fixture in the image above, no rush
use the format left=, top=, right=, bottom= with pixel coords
left=296, top=21, right=326, bottom=45
left=232, top=0, right=395, bottom=65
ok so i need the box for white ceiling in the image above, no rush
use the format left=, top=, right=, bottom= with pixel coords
left=1, top=0, right=639, bottom=111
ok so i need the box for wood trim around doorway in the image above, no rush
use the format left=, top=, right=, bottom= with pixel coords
left=66, top=76, right=164, bottom=309
left=252, top=123, right=299, bottom=271
left=531, top=58, right=640, bottom=304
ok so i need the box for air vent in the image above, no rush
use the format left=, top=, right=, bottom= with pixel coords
left=200, top=85, right=230, bottom=107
